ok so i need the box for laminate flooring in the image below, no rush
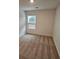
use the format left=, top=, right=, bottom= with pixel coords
left=19, top=34, right=59, bottom=59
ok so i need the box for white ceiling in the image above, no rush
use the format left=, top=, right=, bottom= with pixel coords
left=19, top=0, right=59, bottom=11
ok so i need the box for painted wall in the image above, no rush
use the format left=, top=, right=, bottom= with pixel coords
left=53, top=6, right=60, bottom=55
left=25, top=10, right=55, bottom=36
left=19, top=10, right=26, bottom=37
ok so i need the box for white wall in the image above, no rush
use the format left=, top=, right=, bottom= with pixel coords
left=53, top=6, right=60, bottom=55
left=25, top=10, right=55, bottom=36
left=19, top=10, right=26, bottom=37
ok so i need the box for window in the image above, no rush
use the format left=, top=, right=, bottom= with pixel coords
left=27, top=16, right=36, bottom=29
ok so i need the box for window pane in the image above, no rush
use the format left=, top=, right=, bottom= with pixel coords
left=28, top=24, right=36, bottom=29
left=28, top=16, right=36, bottom=24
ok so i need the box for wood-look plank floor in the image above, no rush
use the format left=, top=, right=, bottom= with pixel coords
left=19, top=34, right=59, bottom=59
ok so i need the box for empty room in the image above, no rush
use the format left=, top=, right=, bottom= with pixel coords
left=19, top=0, right=60, bottom=59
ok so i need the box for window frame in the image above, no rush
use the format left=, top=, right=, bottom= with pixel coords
left=27, top=15, right=37, bottom=30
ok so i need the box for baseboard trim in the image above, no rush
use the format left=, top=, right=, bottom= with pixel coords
left=26, top=33, right=52, bottom=37
left=51, top=37, right=60, bottom=58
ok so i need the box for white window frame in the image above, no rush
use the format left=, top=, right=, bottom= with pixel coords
left=27, top=15, right=37, bottom=30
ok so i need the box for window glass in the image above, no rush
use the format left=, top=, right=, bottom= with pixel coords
left=27, top=16, right=36, bottom=29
